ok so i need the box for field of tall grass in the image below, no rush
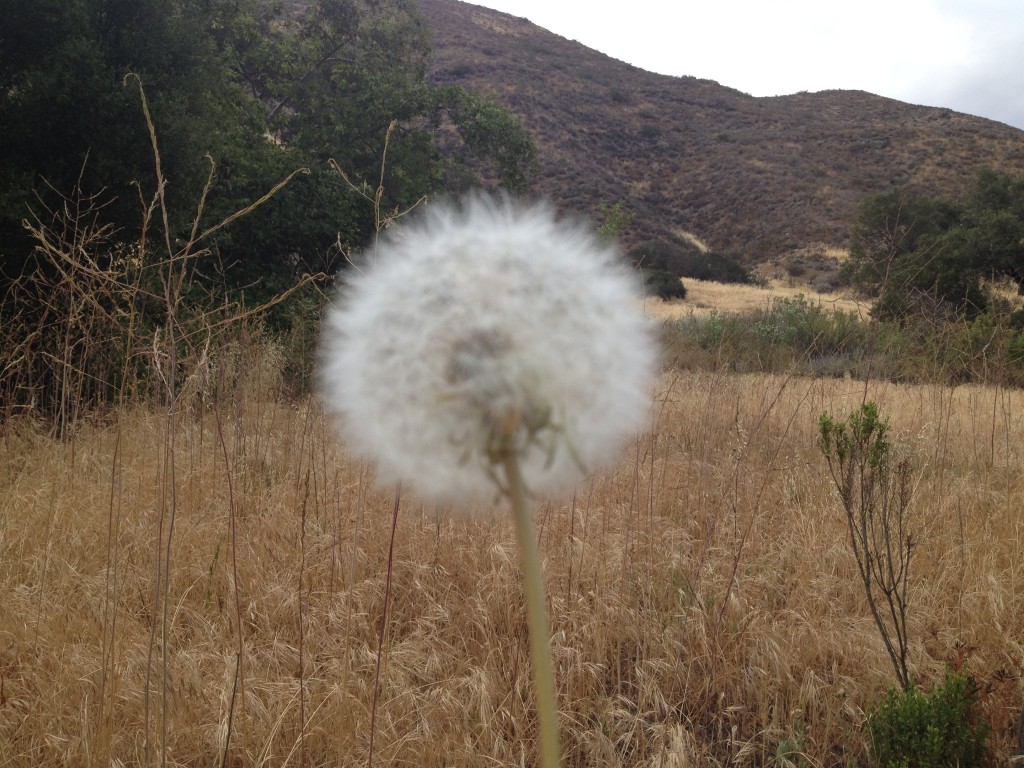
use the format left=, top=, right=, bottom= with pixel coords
left=647, top=278, right=869, bottom=320
left=4, top=85, right=1021, bottom=766
left=2, top=351, right=1022, bottom=765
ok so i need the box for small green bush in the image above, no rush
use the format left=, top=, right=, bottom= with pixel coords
left=665, top=294, right=1024, bottom=385
left=1009, top=331, right=1024, bottom=365
left=638, top=123, right=661, bottom=140
left=642, top=269, right=687, bottom=300
left=608, top=87, right=632, bottom=104
left=628, top=240, right=752, bottom=284
left=867, top=668, right=989, bottom=768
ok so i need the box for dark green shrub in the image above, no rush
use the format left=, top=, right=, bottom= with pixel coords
left=642, top=269, right=686, bottom=300
left=1009, top=307, right=1024, bottom=330
left=608, top=87, right=632, bottom=104
left=1009, top=331, right=1024, bottom=365
left=628, top=240, right=751, bottom=284
left=639, top=123, right=661, bottom=140
left=847, top=170, right=1024, bottom=323
left=867, top=668, right=989, bottom=768
left=697, top=251, right=752, bottom=283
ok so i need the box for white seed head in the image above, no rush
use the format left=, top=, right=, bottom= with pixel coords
left=318, top=194, right=659, bottom=506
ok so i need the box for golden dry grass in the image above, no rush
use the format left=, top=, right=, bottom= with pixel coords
left=672, top=230, right=711, bottom=254
left=647, top=278, right=870, bottom=321
left=1, top=370, right=1022, bottom=766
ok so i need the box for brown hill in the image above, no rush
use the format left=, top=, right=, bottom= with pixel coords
left=419, top=0, right=1024, bottom=263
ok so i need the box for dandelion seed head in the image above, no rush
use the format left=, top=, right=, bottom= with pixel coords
left=318, top=194, right=659, bottom=506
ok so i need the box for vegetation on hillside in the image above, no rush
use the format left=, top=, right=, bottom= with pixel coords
left=0, top=0, right=536, bottom=301
left=418, top=0, right=1024, bottom=259
left=0, top=0, right=536, bottom=423
left=649, top=169, right=1024, bottom=386
left=628, top=239, right=752, bottom=285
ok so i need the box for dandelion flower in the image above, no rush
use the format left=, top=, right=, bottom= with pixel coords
left=318, top=194, right=658, bottom=506
left=320, top=193, right=656, bottom=767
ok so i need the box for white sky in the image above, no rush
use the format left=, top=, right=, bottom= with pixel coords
left=469, top=0, right=1024, bottom=131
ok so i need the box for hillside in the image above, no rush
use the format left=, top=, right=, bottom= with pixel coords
left=419, top=0, right=1024, bottom=263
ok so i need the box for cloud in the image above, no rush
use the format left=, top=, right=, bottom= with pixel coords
left=897, top=18, right=1024, bottom=129
left=472, top=0, right=1024, bottom=130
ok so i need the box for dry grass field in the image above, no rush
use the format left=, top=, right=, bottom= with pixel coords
left=2, top=361, right=1022, bottom=766
left=646, top=278, right=870, bottom=321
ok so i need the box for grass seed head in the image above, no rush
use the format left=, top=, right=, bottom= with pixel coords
left=318, top=193, right=659, bottom=506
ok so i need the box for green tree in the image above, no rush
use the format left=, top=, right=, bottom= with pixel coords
left=0, top=0, right=537, bottom=303
left=435, top=86, right=538, bottom=194
left=845, top=189, right=959, bottom=287
left=960, top=168, right=1024, bottom=285
left=208, top=0, right=536, bottom=259
left=0, top=0, right=257, bottom=268
left=845, top=171, right=1024, bottom=321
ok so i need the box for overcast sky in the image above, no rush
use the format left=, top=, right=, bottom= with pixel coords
left=469, top=0, right=1024, bottom=131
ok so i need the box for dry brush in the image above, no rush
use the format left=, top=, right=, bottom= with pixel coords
left=1, top=368, right=1022, bottom=766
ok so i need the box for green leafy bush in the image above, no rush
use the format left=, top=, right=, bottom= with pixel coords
left=819, top=402, right=914, bottom=689
left=628, top=240, right=751, bottom=284
left=867, top=668, right=989, bottom=768
left=1009, top=331, right=1024, bottom=366
left=665, top=293, right=1024, bottom=385
left=672, top=296, right=887, bottom=376
left=846, top=169, right=1024, bottom=322
left=642, top=269, right=687, bottom=300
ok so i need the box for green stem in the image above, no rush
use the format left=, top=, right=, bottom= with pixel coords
left=502, top=452, right=561, bottom=768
